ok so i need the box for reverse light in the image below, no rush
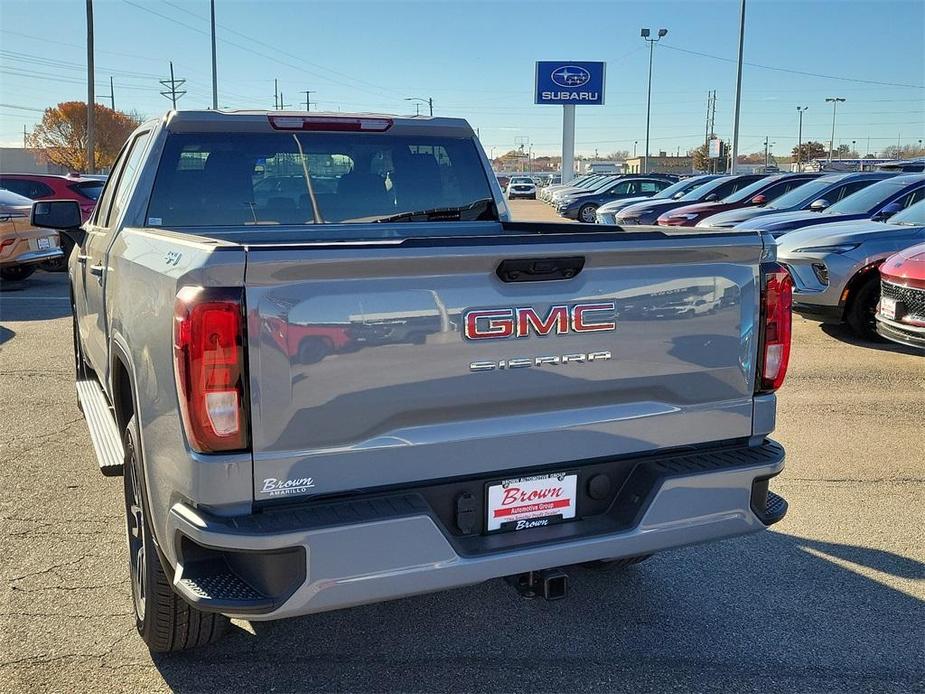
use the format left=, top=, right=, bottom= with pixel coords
left=173, top=287, right=249, bottom=452
left=268, top=115, right=392, bottom=132
left=756, top=263, right=793, bottom=393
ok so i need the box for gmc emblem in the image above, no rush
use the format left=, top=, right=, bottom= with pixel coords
left=463, top=302, right=616, bottom=340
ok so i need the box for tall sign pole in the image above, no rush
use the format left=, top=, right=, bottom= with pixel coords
left=562, top=105, right=575, bottom=183
left=730, top=0, right=746, bottom=174
left=535, top=61, right=606, bottom=185
left=85, top=0, right=95, bottom=174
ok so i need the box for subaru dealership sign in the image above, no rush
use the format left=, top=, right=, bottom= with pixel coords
left=535, top=61, right=606, bottom=105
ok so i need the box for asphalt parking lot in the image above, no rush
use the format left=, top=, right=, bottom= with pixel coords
left=1, top=207, right=923, bottom=692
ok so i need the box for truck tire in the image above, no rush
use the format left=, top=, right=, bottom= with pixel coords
left=0, top=265, right=36, bottom=282
left=123, top=415, right=227, bottom=652
left=845, top=276, right=882, bottom=340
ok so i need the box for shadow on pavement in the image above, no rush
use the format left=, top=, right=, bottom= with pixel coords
left=819, top=323, right=921, bottom=356
left=152, top=530, right=925, bottom=693
left=0, top=272, right=70, bottom=322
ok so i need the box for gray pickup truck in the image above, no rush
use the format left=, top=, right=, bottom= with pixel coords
left=33, top=110, right=792, bottom=652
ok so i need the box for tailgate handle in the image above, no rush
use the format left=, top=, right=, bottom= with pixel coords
left=496, top=256, right=585, bottom=283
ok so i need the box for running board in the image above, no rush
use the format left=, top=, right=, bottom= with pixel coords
left=76, top=379, right=124, bottom=476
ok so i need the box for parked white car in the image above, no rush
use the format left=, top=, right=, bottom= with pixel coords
left=507, top=176, right=537, bottom=200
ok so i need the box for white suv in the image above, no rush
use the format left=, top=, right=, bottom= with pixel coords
left=507, top=176, right=537, bottom=200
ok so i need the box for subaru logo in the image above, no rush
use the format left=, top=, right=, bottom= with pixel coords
left=551, top=66, right=591, bottom=88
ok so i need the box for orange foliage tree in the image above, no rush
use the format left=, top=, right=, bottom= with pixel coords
left=27, top=101, right=142, bottom=172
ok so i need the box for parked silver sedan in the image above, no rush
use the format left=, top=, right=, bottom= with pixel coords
left=777, top=199, right=925, bottom=338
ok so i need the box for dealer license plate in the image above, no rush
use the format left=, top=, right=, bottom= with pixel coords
left=37, top=237, right=51, bottom=250
left=486, top=472, right=577, bottom=532
left=880, top=296, right=897, bottom=320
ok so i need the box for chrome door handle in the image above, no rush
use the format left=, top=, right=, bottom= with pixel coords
left=76, top=254, right=90, bottom=264
left=89, top=264, right=104, bottom=277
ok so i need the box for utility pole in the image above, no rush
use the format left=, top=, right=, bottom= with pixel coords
left=23, top=124, right=27, bottom=149
left=730, top=0, right=746, bottom=175
left=85, top=0, right=95, bottom=174
left=796, top=106, right=808, bottom=168
left=825, top=97, right=845, bottom=163
left=279, top=92, right=290, bottom=110
left=764, top=136, right=774, bottom=170
left=159, top=61, right=186, bottom=109
left=109, top=76, right=115, bottom=111
left=704, top=91, right=711, bottom=152
left=302, top=90, right=316, bottom=111
left=274, top=78, right=279, bottom=110
left=640, top=27, right=668, bottom=174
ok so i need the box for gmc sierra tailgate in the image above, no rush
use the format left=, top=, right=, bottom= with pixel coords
left=243, top=227, right=764, bottom=501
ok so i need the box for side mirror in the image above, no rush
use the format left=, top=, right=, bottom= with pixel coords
left=874, top=202, right=903, bottom=221
left=673, top=192, right=685, bottom=199
left=750, top=194, right=767, bottom=206
left=809, top=198, right=830, bottom=211
left=704, top=193, right=718, bottom=202
left=31, top=200, right=85, bottom=245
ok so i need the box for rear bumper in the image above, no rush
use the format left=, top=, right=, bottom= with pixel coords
left=0, top=246, right=63, bottom=267
left=165, top=440, right=786, bottom=620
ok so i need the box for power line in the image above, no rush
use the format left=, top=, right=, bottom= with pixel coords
left=124, top=0, right=399, bottom=101
left=661, top=43, right=925, bottom=90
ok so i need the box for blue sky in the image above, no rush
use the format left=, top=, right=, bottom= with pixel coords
left=0, top=0, right=923, bottom=157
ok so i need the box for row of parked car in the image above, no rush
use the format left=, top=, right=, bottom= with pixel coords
left=0, top=173, right=103, bottom=281
left=539, top=170, right=925, bottom=351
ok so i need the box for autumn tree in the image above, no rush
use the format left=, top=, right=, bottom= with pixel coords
left=27, top=102, right=142, bottom=172
left=791, top=141, right=827, bottom=164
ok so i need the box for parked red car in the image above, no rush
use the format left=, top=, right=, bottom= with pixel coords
left=656, top=173, right=820, bottom=227
left=876, top=241, right=925, bottom=350
left=0, top=173, right=105, bottom=270
left=0, top=173, right=104, bottom=221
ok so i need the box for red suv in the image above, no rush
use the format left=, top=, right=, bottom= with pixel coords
left=0, top=173, right=104, bottom=221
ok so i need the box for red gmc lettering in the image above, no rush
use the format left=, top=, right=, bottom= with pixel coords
left=516, top=305, right=569, bottom=337
left=464, top=302, right=616, bottom=340
left=572, top=302, right=617, bottom=332
left=465, top=309, right=514, bottom=340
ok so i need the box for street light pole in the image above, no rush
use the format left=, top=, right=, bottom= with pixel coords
left=210, top=0, right=218, bottom=109
left=796, top=106, right=808, bottom=169
left=404, top=97, right=433, bottom=116
left=826, top=97, right=845, bottom=163
left=729, top=0, right=746, bottom=175
left=640, top=27, right=667, bottom=175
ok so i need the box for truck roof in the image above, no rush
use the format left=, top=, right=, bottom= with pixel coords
left=158, top=110, right=475, bottom=136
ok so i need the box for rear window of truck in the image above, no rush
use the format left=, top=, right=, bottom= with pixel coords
left=146, top=132, right=497, bottom=228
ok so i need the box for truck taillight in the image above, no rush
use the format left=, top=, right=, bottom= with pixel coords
left=756, top=263, right=793, bottom=393
left=173, top=287, right=249, bottom=452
